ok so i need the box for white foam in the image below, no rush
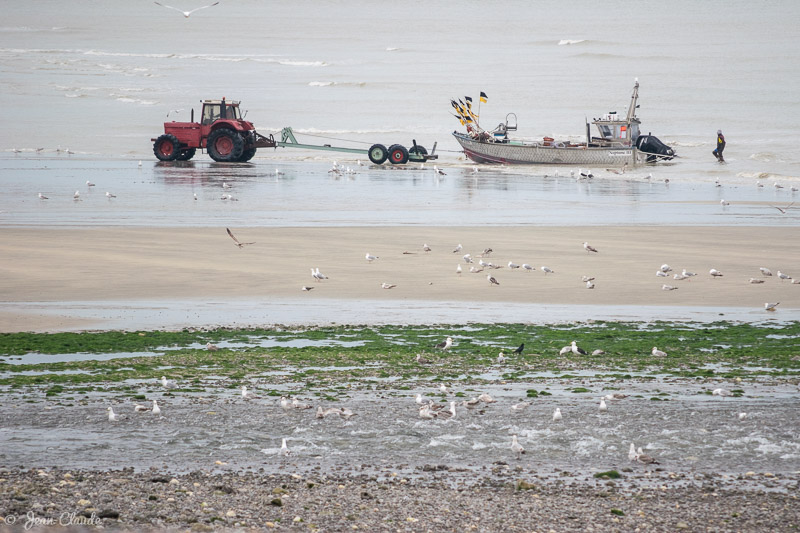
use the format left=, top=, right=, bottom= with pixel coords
left=558, top=39, right=586, bottom=45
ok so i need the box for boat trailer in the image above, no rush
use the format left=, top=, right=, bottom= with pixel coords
left=271, top=127, right=438, bottom=165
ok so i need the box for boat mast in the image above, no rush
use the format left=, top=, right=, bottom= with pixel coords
left=625, top=79, right=640, bottom=142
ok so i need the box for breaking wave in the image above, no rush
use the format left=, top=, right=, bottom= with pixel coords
left=558, top=39, right=586, bottom=45
left=308, top=81, right=367, bottom=87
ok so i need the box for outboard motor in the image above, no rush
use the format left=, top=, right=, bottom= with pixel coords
left=636, top=134, right=675, bottom=162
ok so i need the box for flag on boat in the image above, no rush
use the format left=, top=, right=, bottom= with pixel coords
left=480, top=91, right=488, bottom=103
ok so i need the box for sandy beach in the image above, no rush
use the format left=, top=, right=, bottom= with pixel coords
left=1, top=225, right=798, bottom=332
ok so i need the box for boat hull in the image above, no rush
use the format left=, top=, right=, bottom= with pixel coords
left=453, top=132, right=644, bottom=166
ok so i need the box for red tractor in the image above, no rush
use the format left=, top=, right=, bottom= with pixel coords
left=152, top=98, right=275, bottom=162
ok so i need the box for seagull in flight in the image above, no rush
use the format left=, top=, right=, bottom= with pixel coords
left=154, top=1, right=220, bottom=18
left=226, top=228, right=255, bottom=248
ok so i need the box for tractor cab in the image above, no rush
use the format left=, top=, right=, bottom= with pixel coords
left=201, top=99, right=243, bottom=125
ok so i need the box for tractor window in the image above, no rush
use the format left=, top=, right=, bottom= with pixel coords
left=202, top=104, right=221, bottom=125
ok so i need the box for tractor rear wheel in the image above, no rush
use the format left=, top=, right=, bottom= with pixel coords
left=207, top=129, right=244, bottom=162
left=368, top=144, right=388, bottom=165
left=388, top=144, right=409, bottom=165
left=239, top=147, right=257, bottom=162
left=153, top=134, right=180, bottom=161
left=176, top=148, right=196, bottom=161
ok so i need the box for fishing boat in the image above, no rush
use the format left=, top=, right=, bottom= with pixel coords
left=452, top=80, right=674, bottom=166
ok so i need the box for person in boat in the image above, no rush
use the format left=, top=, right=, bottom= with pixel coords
left=712, top=129, right=726, bottom=162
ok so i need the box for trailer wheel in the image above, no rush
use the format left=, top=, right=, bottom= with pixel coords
left=238, top=147, right=257, bottom=162
left=153, top=134, right=180, bottom=161
left=176, top=148, right=196, bottom=161
left=408, top=145, right=428, bottom=161
left=388, top=144, right=409, bottom=165
left=368, top=144, right=388, bottom=165
left=207, top=129, right=244, bottom=162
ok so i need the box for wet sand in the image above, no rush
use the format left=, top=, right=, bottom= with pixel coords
left=1, top=225, right=798, bottom=332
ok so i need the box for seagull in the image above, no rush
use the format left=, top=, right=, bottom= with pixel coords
left=660, top=264, right=672, bottom=273
left=774, top=182, right=784, bottom=189
left=381, top=282, right=396, bottom=289
left=469, top=266, right=483, bottom=273
left=416, top=354, right=430, bottom=364
left=652, top=346, right=667, bottom=357
left=636, top=448, right=659, bottom=465
left=152, top=400, right=161, bottom=415
left=682, top=269, right=697, bottom=277
left=541, top=266, right=554, bottom=274
left=522, top=264, right=534, bottom=272
left=513, top=343, right=524, bottom=354
left=662, top=284, right=678, bottom=291
left=580, top=169, right=594, bottom=179
left=777, top=271, right=792, bottom=281
left=511, top=435, right=525, bottom=457
left=712, top=388, right=733, bottom=398
left=241, top=385, right=257, bottom=399
left=582, top=276, right=595, bottom=283
left=316, top=406, right=342, bottom=419
left=709, top=268, right=723, bottom=277
left=292, top=398, right=312, bottom=410
left=586, top=280, right=595, bottom=289
left=418, top=405, right=436, bottom=419
left=511, top=401, right=530, bottom=411
left=280, top=438, right=290, bottom=456
left=279, top=396, right=292, bottom=410
left=86, top=180, right=95, bottom=187
left=107, top=406, right=118, bottom=422
left=656, top=271, right=668, bottom=277
left=301, top=286, right=314, bottom=291
left=715, top=178, right=721, bottom=187
left=134, top=404, right=149, bottom=412
left=570, top=341, right=587, bottom=355
left=765, top=302, right=780, bottom=311
left=154, top=1, right=220, bottom=18
left=226, top=228, right=255, bottom=248
left=558, top=345, right=572, bottom=356
left=583, top=242, right=599, bottom=253
left=73, top=190, right=80, bottom=200
left=508, top=261, right=520, bottom=269
left=739, top=412, right=747, bottom=420
left=478, top=393, right=496, bottom=403
left=461, top=397, right=481, bottom=409
left=749, top=278, right=765, bottom=284
left=599, top=398, right=607, bottom=411
left=456, top=264, right=462, bottom=276
left=423, top=243, right=432, bottom=252
left=480, top=248, right=493, bottom=257
left=206, top=341, right=219, bottom=351
left=463, top=254, right=473, bottom=264
left=160, top=376, right=177, bottom=389
left=105, top=191, right=116, bottom=198
left=760, top=267, right=773, bottom=276
left=552, top=408, right=562, bottom=421
left=435, top=337, right=453, bottom=351
left=314, top=267, right=328, bottom=281
left=38, top=193, right=49, bottom=199
left=673, top=273, right=688, bottom=281
left=479, top=259, right=489, bottom=268
left=497, top=352, right=506, bottom=364
left=628, top=443, right=637, bottom=462
left=453, top=244, right=462, bottom=253
left=605, top=393, right=628, bottom=401
left=365, top=252, right=379, bottom=262
left=433, top=166, right=446, bottom=176
left=487, top=274, right=500, bottom=286
left=193, top=193, right=197, bottom=200
left=222, top=181, right=232, bottom=189
left=439, top=383, right=449, bottom=394
left=720, top=199, right=730, bottom=206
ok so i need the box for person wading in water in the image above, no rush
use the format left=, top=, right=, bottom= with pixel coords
left=713, top=129, right=726, bottom=162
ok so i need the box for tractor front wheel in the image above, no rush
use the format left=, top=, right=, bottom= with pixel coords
left=207, top=129, right=244, bottom=162
left=176, top=148, right=196, bottom=161
left=153, top=134, right=180, bottom=161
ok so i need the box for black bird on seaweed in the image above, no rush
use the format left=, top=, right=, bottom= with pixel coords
left=513, top=343, right=524, bottom=355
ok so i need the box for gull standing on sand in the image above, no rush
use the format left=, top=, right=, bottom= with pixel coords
left=280, top=438, right=290, bottom=456
left=541, top=266, right=554, bottom=274
left=487, top=274, right=500, bottom=286
left=749, top=278, right=765, bottom=284
left=154, top=1, right=220, bottom=17
left=522, top=264, right=533, bottom=272
left=365, top=252, right=378, bottom=262
left=583, top=242, right=599, bottom=253
left=456, top=264, right=462, bottom=276
left=73, top=190, right=80, bottom=201
left=314, top=267, right=328, bottom=281
left=511, top=435, right=525, bottom=457
left=720, top=199, right=730, bottom=206
left=508, top=261, right=520, bottom=269
left=463, top=254, right=473, bottom=264
left=86, top=180, right=95, bottom=187
left=586, top=280, right=595, bottom=289
left=423, top=243, right=432, bottom=252
left=660, top=264, right=672, bottom=273
left=652, top=347, right=667, bottom=357
left=106, top=191, right=116, bottom=198
left=107, top=406, right=118, bottom=422
left=381, top=282, right=396, bottom=289
left=656, top=270, right=668, bottom=277
left=682, top=269, right=697, bottom=277
left=453, top=244, right=462, bottom=253
left=599, top=398, right=607, bottom=411
left=778, top=271, right=792, bottom=281
left=152, top=400, right=161, bottom=415
left=662, top=284, right=678, bottom=291
left=552, top=408, right=562, bottom=421
left=38, top=193, right=49, bottom=199
left=760, top=267, right=772, bottom=276
left=497, top=352, right=506, bottom=364
left=709, top=268, right=723, bottom=277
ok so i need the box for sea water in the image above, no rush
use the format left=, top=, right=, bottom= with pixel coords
left=1, top=0, right=799, bottom=186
